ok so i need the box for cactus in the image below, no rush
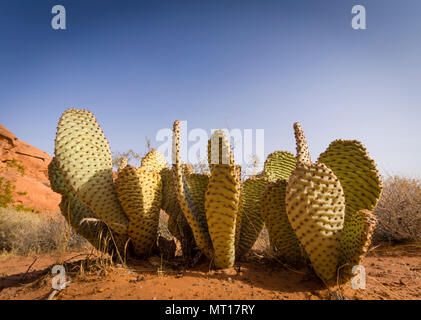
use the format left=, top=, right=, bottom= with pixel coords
left=54, top=109, right=129, bottom=250
left=318, top=140, right=382, bottom=279
left=262, top=151, right=296, bottom=182
left=50, top=110, right=381, bottom=280
left=205, top=130, right=241, bottom=268
left=173, top=121, right=245, bottom=268
left=172, top=120, right=214, bottom=259
left=161, top=164, right=198, bottom=260
left=141, top=149, right=168, bottom=172
left=260, top=179, right=304, bottom=266
left=48, top=157, right=111, bottom=251
left=115, top=165, right=162, bottom=256
left=261, top=122, right=382, bottom=285
left=235, top=177, right=269, bottom=258
left=52, top=108, right=172, bottom=259
left=235, top=150, right=295, bottom=259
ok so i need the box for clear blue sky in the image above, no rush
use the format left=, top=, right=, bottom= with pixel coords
left=1, top=0, right=420, bottom=177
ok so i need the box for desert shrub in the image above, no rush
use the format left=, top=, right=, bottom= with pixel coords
left=6, top=158, right=25, bottom=176
left=0, top=177, right=15, bottom=208
left=0, top=208, right=90, bottom=255
left=372, top=176, right=421, bottom=244
left=112, top=149, right=142, bottom=170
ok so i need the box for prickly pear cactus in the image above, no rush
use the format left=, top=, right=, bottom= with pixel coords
left=49, top=157, right=110, bottom=251
left=286, top=161, right=345, bottom=284
left=235, top=177, right=269, bottom=258
left=262, top=151, right=296, bottom=182
left=285, top=123, right=346, bottom=284
left=260, top=179, right=304, bottom=266
left=269, top=122, right=382, bottom=285
left=115, top=165, right=162, bottom=256
left=172, top=120, right=214, bottom=259
left=54, top=109, right=129, bottom=249
left=318, top=140, right=382, bottom=280
left=161, top=165, right=197, bottom=259
left=141, top=149, right=168, bottom=172
left=205, top=130, right=241, bottom=268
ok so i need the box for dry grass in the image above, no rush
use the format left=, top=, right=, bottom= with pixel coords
left=0, top=208, right=91, bottom=256
left=372, top=176, right=421, bottom=244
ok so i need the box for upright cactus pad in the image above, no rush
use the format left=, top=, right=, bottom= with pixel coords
left=286, top=162, right=345, bottom=283
left=161, top=166, right=196, bottom=256
left=54, top=108, right=129, bottom=239
left=186, top=173, right=210, bottom=238
left=118, top=158, right=128, bottom=172
left=263, top=151, right=296, bottom=182
left=236, top=177, right=269, bottom=258
left=318, top=140, right=382, bottom=276
left=205, top=130, right=240, bottom=268
left=49, top=157, right=110, bottom=251
left=285, top=123, right=346, bottom=284
left=172, top=120, right=213, bottom=258
left=141, top=149, right=168, bottom=172
left=115, top=165, right=162, bottom=256
left=161, top=167, right=182, bottom=219
left=294, top=122, right=311, bottom=165
left=260, top=179, right=304, bottom=266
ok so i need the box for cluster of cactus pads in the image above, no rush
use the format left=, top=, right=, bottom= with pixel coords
left=48, top=108, right=382, bottom=286
left=261, top=123, right=382, bottom=285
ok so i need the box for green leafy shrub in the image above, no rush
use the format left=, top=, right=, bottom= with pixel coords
left=0, top=177, right=15, bottom=208
left=6, top=159, right=25, bottom=176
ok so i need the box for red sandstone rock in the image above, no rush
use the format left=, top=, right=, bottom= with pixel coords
left=0, top=124, right=60, bottom=214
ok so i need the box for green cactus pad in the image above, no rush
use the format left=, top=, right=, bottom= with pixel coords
left=161, top=167, right=182, bottom=218
left=141, top=149, right=168, bottom=172
left=60, top=193, right=110, bottom=251
left=167, top=214, right=181, bottom=240
left=236, top=177, right=269, bottom=258
left=54, top=108, right=129, bottom=238
left=318, top=140, right=382, bottom=269
left=260, top=179, right=304, bottom=266
left=339, top=209, right=376, bottom=282
left=205, top=130, right=240, bottom=268
left=263, top=151, right=296, bottom=182
left=161, top=166, right=196, bottom=251
left=49, top=157, right=112, bottom=252
left=48, top=157, right=70, bottom=195
left=186, top=173, right=210, bottom=237
left=294, top=122, right=311, bottom=165
left=115, top=165, right=162, bottom=256
left=286, top=162, right=345, bottom=284
left=173, top=120, right=213, bottom=258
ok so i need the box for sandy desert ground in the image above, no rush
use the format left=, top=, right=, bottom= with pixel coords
left=0, top=243, right=420, bottom=300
